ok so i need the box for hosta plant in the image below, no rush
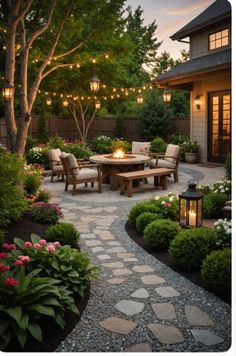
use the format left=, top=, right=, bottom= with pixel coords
left=0, top=264, right=78, bottom=350
left=14, top=235, right=98, bottom=297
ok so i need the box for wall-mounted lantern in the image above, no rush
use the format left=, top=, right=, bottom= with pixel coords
left=179, top=180, right=203, bottom=228
left=194, top=94, right=202, bottom=110
left=2, top=81, right=14, bottom=100
left=162, top=89, right=172, bottom=103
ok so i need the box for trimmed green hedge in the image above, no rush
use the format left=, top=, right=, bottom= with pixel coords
left=144, top=219, right=180, bottom=250
left=136, top=212, right=160, bottom=234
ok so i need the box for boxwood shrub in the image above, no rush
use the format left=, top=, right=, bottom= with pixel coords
left=144, top=219, right=181, bottom=250
left=136, top=212, right=160, bottom=234
left=46, top=223, right=80, bottom=247
left=169, top=227, right=215, bottom=270
left=203, top=192, right=228, bottom=219
left=128, top=201, right=158, bottom=227
left=201, top=248, right=231, bottom=293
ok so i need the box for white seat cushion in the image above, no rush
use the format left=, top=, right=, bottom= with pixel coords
left=61, top=151, right=70, bottom=158
left=149, top=158, right=175, bottom=169
left=132, top=141, right=151, bottom=156
left=73, top=168, right=98, bottom=180
left=53, top=165, right=64, bottom=172
left=165, top=144, right=180, bottom=163
left=48, top=148, right=62, bottom=168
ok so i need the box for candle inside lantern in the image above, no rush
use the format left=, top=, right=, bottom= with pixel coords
left=189, top=211, right=196, bottom=226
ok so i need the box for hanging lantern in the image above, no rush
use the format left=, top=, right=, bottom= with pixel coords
left=179, top=180, right=203, bottom=228
left=2, top=81, right=14, bottom=100
left=63, top=99, right=68, bottom=107
left=95, top=100, right=101, bottom=110
left=46, top=97, right=52, bottom=106
left=137, top=94, right=144, bottom=104
left=90, top=75, right=100, bottom=93
left=162, top=89, right=172, bottom=103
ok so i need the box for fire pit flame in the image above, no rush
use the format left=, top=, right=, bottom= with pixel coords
left=113, top=148, right=125, bottom=159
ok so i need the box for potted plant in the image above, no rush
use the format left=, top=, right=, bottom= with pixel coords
left=182, top=139, right=199, bottom=163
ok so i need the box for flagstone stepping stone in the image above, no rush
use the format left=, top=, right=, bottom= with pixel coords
left=84, top=240, right=102, bottom=247
left=148, top=324, right=184, bottom=344
left=113, top=268, right=133, bottom=276
left=107, top=241, right=121, bottom=246
left=124, top=258, right=138, bottom=262
left=155, top=286, right=180, bottom=297
left=102, top=262, right=125, bottom=269
left=141, top=275, right=165, bottom=285
left=106, top=247, right=127, bottom=253
left=124, top=343, right=152, bottom=352
left=103, top=206, right=117, bottom=212
left=132, top=265, right=154, bottom=273
left=185, top=306, right=214, bottom=326
left=191, top=330, right=224, bottom=346
left=99, top=317, right=137, bottom=335
left=80, top=233, right=96, bottom=239
left=131, top=288, right=149, bottom=299
left=114, top=300, right=145, bottom=316
left=107, top=278, right=124, bottom=284
left=117, top=253, right=135, bottom=258
left=91, top=247, right=105, bottom=253
left=152, top=303, right=176, bottom=320
left=97, top=254, right=111, bottom=260
left=100, top=235, right=115, bottom=241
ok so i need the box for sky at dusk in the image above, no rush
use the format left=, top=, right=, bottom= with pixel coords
left=124, top=0, right=215, bottom=59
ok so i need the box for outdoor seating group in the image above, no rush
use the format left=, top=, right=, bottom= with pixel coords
left=48, top=142, right=181, bottom=196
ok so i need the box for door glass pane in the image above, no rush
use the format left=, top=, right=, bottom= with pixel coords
left=211, top=96, right=219, bottom=157
left=222, top=94, right=231, bottom=156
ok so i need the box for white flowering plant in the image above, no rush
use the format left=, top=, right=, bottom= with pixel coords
left=213, top=218, right=231, bottom=248
left=151, top=192, right=179, bottom=220
left=90, top=135, right=114, bottom=153
left=213, top=179, right=231, bottom=196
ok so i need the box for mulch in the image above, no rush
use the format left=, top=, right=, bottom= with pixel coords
left=3, top=211, right=89, bottom=352
left=125, top=222, right=231, bottom=305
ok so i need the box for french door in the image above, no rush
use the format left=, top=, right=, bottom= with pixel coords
left=208, top=91, right=231, bottom=163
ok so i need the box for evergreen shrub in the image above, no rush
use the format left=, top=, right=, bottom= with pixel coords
left=46, top=223, right=80, bottom=247
left=136, top=212, right=160, bottom=234
left=144, top=219, right=180, bottom=250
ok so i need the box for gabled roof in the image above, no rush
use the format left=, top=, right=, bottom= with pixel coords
left=155, top=48, right=231, bottom=85
left=171, top=0, right=231, bottom=41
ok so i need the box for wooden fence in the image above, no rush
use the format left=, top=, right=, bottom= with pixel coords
left=0, top=116, right=190, bottom=144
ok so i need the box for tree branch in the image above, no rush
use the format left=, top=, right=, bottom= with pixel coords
left=14, top=0, right=34, bottom=24
left=52, top=29, right=96, bottom=61
left=26, top=0, right=57, bottom=49
left=42, top=63, right=75, bottom=79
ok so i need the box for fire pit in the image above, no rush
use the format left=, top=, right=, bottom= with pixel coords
left=89, top=153, right=150, bottom=190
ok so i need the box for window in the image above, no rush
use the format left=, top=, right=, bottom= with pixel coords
left=209, top=29, right=229, bottom=50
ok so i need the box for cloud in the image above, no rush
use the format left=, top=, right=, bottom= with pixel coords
left=160, top=19, right=187, bottom=34
left=161, top=0, right=214, bottom=16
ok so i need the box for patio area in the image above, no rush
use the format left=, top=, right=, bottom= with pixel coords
left=41, top=163, right=231, bottom=352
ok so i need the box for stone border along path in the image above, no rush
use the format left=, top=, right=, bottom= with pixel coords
left=44, top=163, right=231, bottom=352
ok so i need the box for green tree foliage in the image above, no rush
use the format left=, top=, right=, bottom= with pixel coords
left=137, top=90, right=172, bottom=140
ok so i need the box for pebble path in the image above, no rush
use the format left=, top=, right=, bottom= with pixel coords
left=42, top=164, right=231, bottom=352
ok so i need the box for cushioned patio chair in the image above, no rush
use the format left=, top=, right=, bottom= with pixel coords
left=48, top=148, right=69, bottom=182
left=60, top=154, right=103, bottom=195
left=131, top=141, right=151, bottom=156
left=149, top=144, right=181, bottom=182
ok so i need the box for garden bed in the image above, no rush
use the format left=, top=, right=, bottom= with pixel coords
left=3, top=212, right=90, bottom=352
left=125, top=221, right=231, bottom=305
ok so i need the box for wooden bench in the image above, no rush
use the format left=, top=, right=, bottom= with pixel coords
left=116, top=168, right=174, bottom=197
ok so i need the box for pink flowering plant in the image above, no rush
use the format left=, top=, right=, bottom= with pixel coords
left=0, top=240, right=79, bottom=350
left=14, top=234, right=98, bottom=297
left=151, top=192, right=179, bottom=220
left=31, top=202, right=63, bottom=224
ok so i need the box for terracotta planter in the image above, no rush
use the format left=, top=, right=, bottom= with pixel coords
left=185, top=152, right=198, bottom=163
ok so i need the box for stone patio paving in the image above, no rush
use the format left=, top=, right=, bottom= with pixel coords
left=42, top=163, right=231, bottom=352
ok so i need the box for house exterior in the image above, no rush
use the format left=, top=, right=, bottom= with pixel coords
left=154, top=0, right=231, bottom=163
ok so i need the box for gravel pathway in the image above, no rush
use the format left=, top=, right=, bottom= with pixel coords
left=42, top=164, right=231, bottom=352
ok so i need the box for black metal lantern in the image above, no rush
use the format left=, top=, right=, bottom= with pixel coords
left=179, top=180, right=203, bottom=228
left=137, top=94, right=143, bottom=104
left=95, top=100, right=101, bottom=109
left=2, top=81, right=14, bottom=100
left=62, top=99, right=68, bottom=107
left=90, top=74, right=100, bottom=93
left=46, top=97, right=52, bottom=106
left=162, top=89, right=172, bottom=103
